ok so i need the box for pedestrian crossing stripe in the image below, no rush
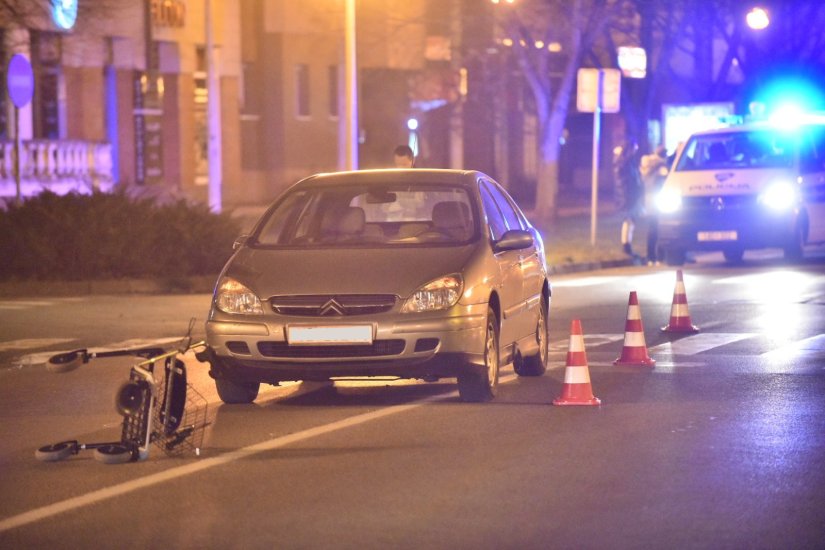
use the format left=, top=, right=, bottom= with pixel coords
left=761, top=334, right=825, bottom=360
left=650, top=333, right=756, bottom=355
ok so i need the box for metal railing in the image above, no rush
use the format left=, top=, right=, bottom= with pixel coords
left=0, top=139, right=114, bottom=201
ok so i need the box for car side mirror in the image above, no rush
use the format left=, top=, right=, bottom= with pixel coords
left=494, top=229, right=533, bottom=252
left=233, top=234, right=250, bottom=250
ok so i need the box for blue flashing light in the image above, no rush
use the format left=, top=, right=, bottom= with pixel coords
left=407, top=118, right=419, bottom=131
left=52, top=0, right=78, bottom=30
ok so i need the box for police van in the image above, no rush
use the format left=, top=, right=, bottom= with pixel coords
left=656, top=117, right=825, bottom=265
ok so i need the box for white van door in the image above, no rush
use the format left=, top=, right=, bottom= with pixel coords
left=799, top=126, right=825, bottom=244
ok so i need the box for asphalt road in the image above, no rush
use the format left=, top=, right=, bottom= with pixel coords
left=1, top=250, right=824, bottom=548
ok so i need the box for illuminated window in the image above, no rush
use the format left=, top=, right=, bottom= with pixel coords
left=328, top=65, right=339, bottom=118
left=296, top=64, right=311, bottom=118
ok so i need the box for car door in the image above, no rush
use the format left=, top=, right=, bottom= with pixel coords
left=479, top=180, right=527, bottom=348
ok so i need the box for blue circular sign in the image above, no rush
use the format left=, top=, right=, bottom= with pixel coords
left=7, top=54, right=34, bottom=108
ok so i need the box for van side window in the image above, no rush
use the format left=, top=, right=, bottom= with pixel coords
left=801, top=126, right=825, bottom=174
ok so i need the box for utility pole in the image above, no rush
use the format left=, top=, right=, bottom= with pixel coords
left=206, top=0, right=223, bottom=211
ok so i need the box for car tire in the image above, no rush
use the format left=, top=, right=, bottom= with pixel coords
left=215, top=378, right=260, bottom=404
left=723, top=248, right=744, bottom=263
left=514, top=296, right=547, bottom=377
left=664, top=248, right=686, bottom=266
left=457, top=306, right=499, bottom=403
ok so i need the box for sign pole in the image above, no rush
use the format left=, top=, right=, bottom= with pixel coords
left=13, top=105, right=21, bottom=205
left=590, top=70, right=604, bottom=246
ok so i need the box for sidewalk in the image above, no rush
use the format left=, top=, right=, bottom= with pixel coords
left=537, top=207, right=652, bottom=274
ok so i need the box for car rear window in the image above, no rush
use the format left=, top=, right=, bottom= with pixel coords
left=254, top=183, right=477, bottom=247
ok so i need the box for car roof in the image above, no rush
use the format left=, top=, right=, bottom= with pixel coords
left=293, top=169, right=487, bottom=189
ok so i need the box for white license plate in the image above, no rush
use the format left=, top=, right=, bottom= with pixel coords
left=287, top=325, right=373, bottom=345
left=697, top=230, right=738, bottom=242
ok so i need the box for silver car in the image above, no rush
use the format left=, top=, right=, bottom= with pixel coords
left=202, top=169, right=551, bottom=403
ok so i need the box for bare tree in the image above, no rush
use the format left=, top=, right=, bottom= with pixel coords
left=496, top=0, right=615, bottom=221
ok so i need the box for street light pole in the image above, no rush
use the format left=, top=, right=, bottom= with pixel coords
left=344, top=0, right=359, bottom=170
left=206, top=0, right=223, bottom=212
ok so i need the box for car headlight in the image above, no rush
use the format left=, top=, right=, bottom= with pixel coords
left=656, top=187, right=682, bottom=214
left=759, top=181, right=798, bottom=211
left=401, top=274, right=464, bottom=313
left=215, top=277, right=264, bottom=315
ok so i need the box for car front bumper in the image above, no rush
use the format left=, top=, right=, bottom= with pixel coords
left=204, top=302, right=489, bottom=384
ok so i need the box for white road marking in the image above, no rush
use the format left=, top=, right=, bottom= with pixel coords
left=761, top=333, right=825, bottom=360
left=0, top=338, right=76, bottom=353
left=548, top=333, right=624, bottom=352
left=553, top=276, right=622, bottom=288
left=0, top=373, right=515, bottom=533
left=651, top=333, right=755, bottom=355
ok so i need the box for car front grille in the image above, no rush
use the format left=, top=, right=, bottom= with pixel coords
left=681, top=194, right=756, bottom=212
left=269, top=294, right=397, bottom=316
left=257, top=340, right=405, bottom=358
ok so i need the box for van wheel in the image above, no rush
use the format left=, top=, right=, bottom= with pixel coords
left=723, top=248, right=744, bottom=263
left=783, top=222, right=805, bottom=262
left=664, top=248, right=686, bottom=266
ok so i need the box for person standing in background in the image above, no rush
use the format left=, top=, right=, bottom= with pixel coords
left=613, top=139, right=644, bottom=261
left=640, top=145, right=670, bottom=265
left=393, top=145, right=415, bottom=168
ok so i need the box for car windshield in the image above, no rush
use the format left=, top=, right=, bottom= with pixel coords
left=675, top=130, right=795, bottom=171
left=254, top=183, right=477, bottom=247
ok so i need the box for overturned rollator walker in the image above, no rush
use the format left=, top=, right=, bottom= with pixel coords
left=36, top=323, right=209, bottom=465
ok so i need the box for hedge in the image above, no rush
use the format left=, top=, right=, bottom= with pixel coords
left=0, top=191, right=241, bottom=281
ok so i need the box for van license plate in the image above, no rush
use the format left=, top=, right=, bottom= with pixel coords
left=697, top=231, right=738, bottom=242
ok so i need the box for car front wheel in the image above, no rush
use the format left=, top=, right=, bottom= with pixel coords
left=215, top=378, right=260, bottom=404
left=457, top=306, right=499, bottom=403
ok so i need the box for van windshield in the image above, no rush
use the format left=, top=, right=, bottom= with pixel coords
left=675, top=130, right=794, bottom=171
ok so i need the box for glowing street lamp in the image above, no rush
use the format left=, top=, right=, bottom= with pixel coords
left=746, top=7, right=770, bottom=30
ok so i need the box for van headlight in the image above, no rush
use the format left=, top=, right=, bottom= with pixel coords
left=401, top=274, right=463, bottom=313
left=759, top=181, right=798, bottom=211
left=215, top=277, right=264, bottom=315
left=656, top=188, right=682, bottom=214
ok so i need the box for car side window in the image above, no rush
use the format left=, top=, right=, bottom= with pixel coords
left=801, top=126, right=825, bottom=174
left=481, top=180, right=522, bottom=231
left=479, top=184, right=507, bottom=242
left=485, top=181, right=525, bottom=230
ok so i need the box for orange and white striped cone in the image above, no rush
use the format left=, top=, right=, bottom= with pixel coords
left=662, top=269, right=699, bottom=333
left=613, top=291, right=656, bottom=367
left=553, top=319, right=601, bottom=406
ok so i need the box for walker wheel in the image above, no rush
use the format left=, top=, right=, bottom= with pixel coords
left=35, top=441, right=77, bottom=462
left=46, top=350, right=85, bottom=373
left=93, top=444, right=134, bottom=465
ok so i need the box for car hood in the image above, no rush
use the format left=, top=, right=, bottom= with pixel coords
left=224, top=245, right=478, bottom=298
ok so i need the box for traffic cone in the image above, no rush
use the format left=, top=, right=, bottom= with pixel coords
left=614, top=291, right=656, bottom=367
left=662, top=269, right=699, bottom=333
left=553, top=319, right=601, bottom=406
